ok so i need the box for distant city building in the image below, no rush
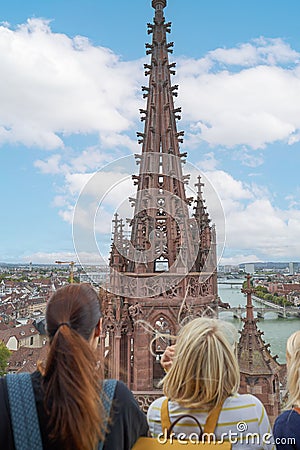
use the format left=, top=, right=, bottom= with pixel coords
left=268, top=282, right=300, bottom=297
left=224, top=265, right=239, bottom=273
left=0, top=323, right=43, bottom=351
left=289, top=262, right=295, bottom=275
left=245, top=263, right=255, bottom=274
left=79, top=267, right=109, bottom=285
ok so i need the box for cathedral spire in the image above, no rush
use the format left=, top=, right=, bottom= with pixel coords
left=128, top=0, right=194, bottom=274
left=106, top=0, right=219, bottom=393
left=109, top=0, right=217, bottom=293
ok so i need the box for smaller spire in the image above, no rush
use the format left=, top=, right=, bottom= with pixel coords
left=193, top=175, right=207, bottom=226
left=112, top=212, right=119, bottom=232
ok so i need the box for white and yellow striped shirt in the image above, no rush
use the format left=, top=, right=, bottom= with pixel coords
left=147, top=393, right=275, bottom=449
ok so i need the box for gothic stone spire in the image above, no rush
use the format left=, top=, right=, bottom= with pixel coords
left=106, top=0, right=218, bottom=393
left=128, top=0, right=197, bottom=275
left=238, top=274, right=282, bottom=424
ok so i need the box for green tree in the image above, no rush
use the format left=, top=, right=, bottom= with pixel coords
left=0, top=342, right=10, bottom=376
left=256, top=286, right=268, bottom=294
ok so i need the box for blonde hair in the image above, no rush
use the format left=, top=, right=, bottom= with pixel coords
left=163, top=317, right=240, bottom=409
left=286, top=330, right=300, bottom=409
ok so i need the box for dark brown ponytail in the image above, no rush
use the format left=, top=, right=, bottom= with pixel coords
left=38, top=283, right=105, bottom=450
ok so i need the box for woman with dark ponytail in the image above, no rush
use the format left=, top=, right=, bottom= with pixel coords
left=0, top=283, right=148, bottom=450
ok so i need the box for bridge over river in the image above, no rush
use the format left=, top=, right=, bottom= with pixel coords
left=220, top=297, right=300, bottom=319
left=218, top=281, right=300, bottom=319
left=218, top=279, right=244, bottom=287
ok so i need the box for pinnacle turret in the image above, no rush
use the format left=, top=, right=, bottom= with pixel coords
left=238, top=274, right=282, bottom=424
left=238, top=274, right=277, bottom=372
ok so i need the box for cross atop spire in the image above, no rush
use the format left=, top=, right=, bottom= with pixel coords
left=241, top=273, right=255, bottom=321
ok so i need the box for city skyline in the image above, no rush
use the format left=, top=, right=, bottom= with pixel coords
left=1, top=0, right=300, bottom=265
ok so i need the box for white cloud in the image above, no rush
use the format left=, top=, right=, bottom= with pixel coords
left=3, top=22, right=300, bottom=154
left=52, top=195, right=68, bottom=208
left=0, top=18, right=143, bottom=150
left=203, top=170, right=300, bottom=260
left=70, top=147, right=116, bottom=173
left=196, top=152, right=219, bottom=171
left=232, top=148, right=264, bottom=167
left=176, top=38, right=300, bottom=150
left=207, top=38, right=299, bottom=67
left=220, top=254, right=263, bottom=266
left=21, top=251, right=106, bottom=265
left=203, top=169, right=253, bottom=202
left=34, top=154, right=65, bottom=174
left=64, top=170, right=134, bottom=202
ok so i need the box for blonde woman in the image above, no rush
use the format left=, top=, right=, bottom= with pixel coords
left=147, top=317, right=274, bottom=449
left=273, top=330, right=300, bottom=449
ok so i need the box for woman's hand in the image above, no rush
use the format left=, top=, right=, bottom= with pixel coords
left=161, top=345, right=176, bottom=372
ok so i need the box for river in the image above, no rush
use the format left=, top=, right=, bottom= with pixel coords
left=218, top=281, right=300, bottom=363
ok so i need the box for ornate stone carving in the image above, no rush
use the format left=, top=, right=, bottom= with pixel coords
left=133, top=391, right=163, bottom=413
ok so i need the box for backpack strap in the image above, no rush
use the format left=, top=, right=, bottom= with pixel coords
left=98, top=379, right=117, bottom=450
left=203, top=403, right=223, bottom=435
left=161, top=398, right=172, bottom=432
left=6, top=372, right=43, bottom=450
left=161, top=398, right=224, bottom=440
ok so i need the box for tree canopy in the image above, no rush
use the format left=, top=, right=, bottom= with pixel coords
left=0, top=342, right=10, bottom=376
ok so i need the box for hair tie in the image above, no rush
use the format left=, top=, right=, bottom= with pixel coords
left=57, top=322, right=71, bottom=331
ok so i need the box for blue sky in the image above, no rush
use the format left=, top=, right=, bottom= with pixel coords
left=1, top=0, right=300, bottom=265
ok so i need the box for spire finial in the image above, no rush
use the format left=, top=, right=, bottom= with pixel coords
left=241, top=273, right=254, bottom=321
left=152, top=0, right=167, bottom=10
left=195, top=175, right=204, bottom=198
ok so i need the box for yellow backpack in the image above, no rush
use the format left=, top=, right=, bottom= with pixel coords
left=132, top=399, right=231, bottom=449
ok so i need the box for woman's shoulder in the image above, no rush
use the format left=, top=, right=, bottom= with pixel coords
left=109, top=379, right=135, bottom=401
left=102, top=379, right=148, bottom=449
left=274, top=409, right=300, bottom=426
left=105, top=379, right=146, bottom=418
left=223, top=393, right=266, bottom=414
left=148, top=396, right=167, bottom=410
left=225, top=393, right=264, bottom=406
left=274, top=409, right=300, bottom=444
